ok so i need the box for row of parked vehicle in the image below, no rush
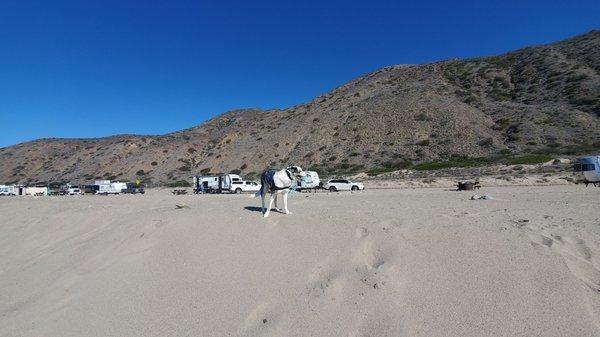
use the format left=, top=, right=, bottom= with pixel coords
left=191, top=171, right=364, bottom=194
left=0, top=180, right=145, bottom=196
left=1, top=171, right=367, bottom=197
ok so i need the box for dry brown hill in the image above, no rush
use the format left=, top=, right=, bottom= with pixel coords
left=1, top=30, right=599, bottom=186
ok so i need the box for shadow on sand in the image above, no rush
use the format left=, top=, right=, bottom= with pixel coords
left=244, top=206, right=263, bottom=213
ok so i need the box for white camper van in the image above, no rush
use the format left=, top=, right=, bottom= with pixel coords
left=297, top=171, right=320, bottom=190
left=0, top=185, right=16, bottom=196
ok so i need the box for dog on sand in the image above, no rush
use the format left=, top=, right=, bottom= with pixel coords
left=251, top=166, right=306, bottom=217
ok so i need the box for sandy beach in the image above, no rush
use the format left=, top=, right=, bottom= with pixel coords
left=1, top=185, right=599, bottom=337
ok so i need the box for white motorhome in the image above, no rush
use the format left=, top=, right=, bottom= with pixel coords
left=24, top=186, right=48, bottom=196
left=95, top=180, right=122, bottom=195
left=297, top=171, right=320, bottom=190
left=193, top=174, right=242, bottom=193
left=0, top=185, right=16, bottom=196
left=574, top=156, right=600, bottom=186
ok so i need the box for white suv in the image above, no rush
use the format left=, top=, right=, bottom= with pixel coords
left=323, top=179, right=364, bottom=192
left=231, top=181, right=261, bottom=193
left=66, top=186, right=82, bottom=195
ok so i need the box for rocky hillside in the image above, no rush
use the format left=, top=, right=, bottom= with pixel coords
left=1, top=30, right=599, bottom=185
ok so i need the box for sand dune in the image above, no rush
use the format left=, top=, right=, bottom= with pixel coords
left=1, top=186, right=599, bottom=336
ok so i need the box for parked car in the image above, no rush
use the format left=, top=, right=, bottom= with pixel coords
left=323, top=179, right=364, bottom=192
left=122, top=183, right=145, bottom=194
left=62, top=185, right=82, bottom=195
left=230, top=180, right=261, bottom=193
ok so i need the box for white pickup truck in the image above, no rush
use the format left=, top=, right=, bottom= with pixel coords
left=230, top=180, right=261, bottom=193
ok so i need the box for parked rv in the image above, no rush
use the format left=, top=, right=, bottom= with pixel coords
left=95, top=180, right=122, bottom=195
left=574, top=156, right=600, bottom=186
left=0, top=185, right=16, bottom=196
left=24, top=186, right=48, bottom=196
left=193, top=174, right=242, bottom=193
left=297, top=171, right=320, bottom=190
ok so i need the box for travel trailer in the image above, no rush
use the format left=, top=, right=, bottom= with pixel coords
left=193, top=174, right=242, bottom=193
left=24, top=186, right=48, bottom=196
left=0, top=185, right=16, bottom=196
left=574, top=156, right=600, bottom=186
left=297, top=171, right=320, bottom=190
left=94, top=180, right=124, bottom=195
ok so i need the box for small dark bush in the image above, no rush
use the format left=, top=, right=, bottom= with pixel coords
left=168, top=180, right=190, bottom=187
left=414, top=113, right=432, bottom=121
left=478, top=138, right=493, bottom=147
left=504, top=154, right=553, bottom=165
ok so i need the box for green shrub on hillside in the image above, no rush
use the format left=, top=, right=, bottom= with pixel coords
left=503, top=154, right=553, bottom=165
left=366, top=160, right=412, bottom=176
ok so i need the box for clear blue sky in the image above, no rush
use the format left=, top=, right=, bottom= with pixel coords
left=0, top=0, right=598, bottom=147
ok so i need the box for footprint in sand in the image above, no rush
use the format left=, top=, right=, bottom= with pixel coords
left=379, top=219, right=403, bottom=233
left=352, top=227, right=399, bottom=290
left=355, top=227, right=369, bottom=238
left=529, top=231, right=600, bottom=291
left=354, top=235, right=395, bottom=270
left=354, top=264, right=385, bottom=290
left=305, top=256, right=344, bottom=305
